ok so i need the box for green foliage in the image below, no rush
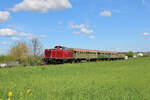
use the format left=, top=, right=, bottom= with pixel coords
left=126, top=51, right=134, bottom=57
left=9, top=42, right=29, bottom=64
left=29, top=56, right=43, bottom=66
left=0, top=57, right=150, bottom=100
left=21, top=56, right=43, bottom=66
left=0, top=55, right=15, bottom=63
left=33, top=56, right=43, bottom=63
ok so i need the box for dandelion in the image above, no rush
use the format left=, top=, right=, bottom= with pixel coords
left=8, top=91, right=13, bottom=97
left=7, top=98, right=11, bottom=100
left=26, top=89, right=31, bottom=94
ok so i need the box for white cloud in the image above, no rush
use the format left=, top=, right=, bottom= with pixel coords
left=0, top=11, right=10, bottom=23
left=19, top=32, right=37, bottom=40
left=0, top=28, right=43, bottom=41
left=1, top=41, right=8, bottom=45
left=72, top=31, right=81, bottom=34
left=19, top=32, right=33, bottom=37
left=81, top=27, right=93, bottom=34
left=10, top=37, right=21, bottom=41
left=89, top=36, right=96, bottom=39
left=20, top=32, right=46, bottom=40
left=140, top=32, right=150, bottom=36
left=70, top=23, right=94, bottom=34
left=71, top=24, right=85, bottom=29
left=100, top=11, right=111, bottom=17
left=12, top=0, right=72, bottom=13
left=0, top=28, right=17, bottom=37
left=39, top=34, right=46, bottom=38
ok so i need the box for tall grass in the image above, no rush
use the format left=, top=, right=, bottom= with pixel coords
left=0, top=57, right=150, bottom=100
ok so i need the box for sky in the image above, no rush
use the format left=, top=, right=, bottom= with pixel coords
left=0, top=0, right=150, bottom=54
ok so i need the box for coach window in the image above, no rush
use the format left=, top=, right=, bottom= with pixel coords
left=74, top=51, right=77, bottom=55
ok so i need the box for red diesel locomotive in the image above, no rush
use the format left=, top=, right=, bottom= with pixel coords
left=43, top=46, right=74, bottom=64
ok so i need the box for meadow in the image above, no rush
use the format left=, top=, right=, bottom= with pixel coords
left=0, top=57, right=150, bottom=100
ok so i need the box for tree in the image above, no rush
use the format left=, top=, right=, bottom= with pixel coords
left=9, top=42, right=29, bottom=64
left=31, top=38, right=43, bottom=57
left=126, top=51, right=134, bottom=57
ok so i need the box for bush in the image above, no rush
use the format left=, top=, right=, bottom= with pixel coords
left=30, top=56, right=43, bottom=66
left=126, top=51, right=134, bottom=57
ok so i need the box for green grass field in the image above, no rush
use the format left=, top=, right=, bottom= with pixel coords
left=0, top=57, right=150, bottom=100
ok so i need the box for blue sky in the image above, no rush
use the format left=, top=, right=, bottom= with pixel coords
left=0, top=0, right=150, bottom=54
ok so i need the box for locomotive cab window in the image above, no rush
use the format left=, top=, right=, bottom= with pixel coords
left=45, top=50, right=51, bottom=57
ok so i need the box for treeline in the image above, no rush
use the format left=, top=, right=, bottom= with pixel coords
left=125, top=51, right=150, bottom=57
left=0, top=56, right=15, bottom=63
left=0, top=38, right=44, bottom=65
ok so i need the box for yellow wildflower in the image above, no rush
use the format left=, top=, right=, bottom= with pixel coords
left=8, top=91, right=13, bottom=97
left=0, top=98, right=3, bottom=100
left=26, top=89, right=31, bottom=94
left=8, top=98, right=11, bottom=100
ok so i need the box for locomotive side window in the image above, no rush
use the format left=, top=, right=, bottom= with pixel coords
left=45, top=50, right=51, bottom=57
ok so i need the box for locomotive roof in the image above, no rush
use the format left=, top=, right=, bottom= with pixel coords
left=55, top=46, right=67, bottom=48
